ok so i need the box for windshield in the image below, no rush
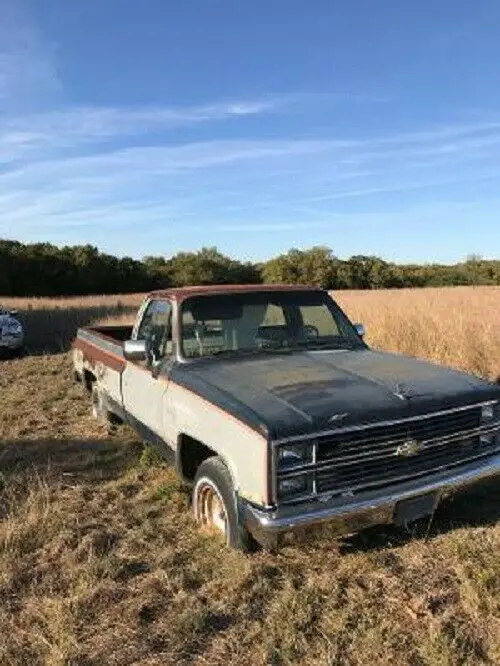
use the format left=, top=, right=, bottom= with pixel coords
left=180, top=291, right=365, bottom=359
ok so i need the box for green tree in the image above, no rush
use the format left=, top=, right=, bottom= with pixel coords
left=0, top=238, right=499, bottom=296
left=262, top=247, right=337, bottom=288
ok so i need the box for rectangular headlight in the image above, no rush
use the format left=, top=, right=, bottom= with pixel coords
left=277, top=442, right=314, bottom=469
left=480, top=402, right=499, bottom=445
left=481, top=403, right=497, bottom=422
left=278, top=474, right=312, bottom=499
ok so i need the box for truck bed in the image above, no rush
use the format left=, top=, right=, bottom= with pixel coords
left=73, top=324, right=134, bottom=373
left=87, top=324, right=134, bottom=342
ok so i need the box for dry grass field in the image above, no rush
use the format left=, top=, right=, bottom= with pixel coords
left=0, top=287, right=499, bottom=665
left=336, top=287, right=500, bottom=382
left=1, top=293, right=143, bottom=355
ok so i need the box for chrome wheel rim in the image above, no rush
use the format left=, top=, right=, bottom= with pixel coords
left=196, top=482, right=227, bottom=537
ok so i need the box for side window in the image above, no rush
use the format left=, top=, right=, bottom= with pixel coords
left=136, top=300, right=172, bottom=360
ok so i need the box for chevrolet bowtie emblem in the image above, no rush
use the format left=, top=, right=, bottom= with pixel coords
left=394, top=439, right=423, bottom=458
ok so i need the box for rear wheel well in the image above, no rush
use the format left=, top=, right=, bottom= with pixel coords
left=177, top=434, right=217, bottom=483
left=83, top=369, right=96, bottom=392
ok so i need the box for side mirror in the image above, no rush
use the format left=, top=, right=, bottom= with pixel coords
left=9, top=309, right=18, bottom=316
left=354, top=323, right=366, bottom=338
left=123, top=339, right=147, bottom=361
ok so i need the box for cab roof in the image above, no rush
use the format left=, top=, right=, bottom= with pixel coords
left=148, top=284, right=322, bottom=303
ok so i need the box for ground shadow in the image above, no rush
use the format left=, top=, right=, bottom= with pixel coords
left=1, top=438, right=499, bottom=558
left=0, top=436, right=143, bottom=486
left=338, top=477, right=500, bottom=554
left=12, top=303, right=137, bottom=355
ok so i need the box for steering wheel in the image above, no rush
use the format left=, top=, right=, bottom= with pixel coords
left=303, top=324, right=319, bottom=339
left=254, top=335, right=279, bottom=349
left=254, top=329, right=286, bottom=349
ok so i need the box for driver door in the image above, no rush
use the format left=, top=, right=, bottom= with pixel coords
left=121, top=299, right=174, bottom=445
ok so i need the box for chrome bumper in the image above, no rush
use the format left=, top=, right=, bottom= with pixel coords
left=243, top=454, right=500, bottom=548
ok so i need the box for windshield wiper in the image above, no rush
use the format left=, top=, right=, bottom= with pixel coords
left=211, top=346, right=292, bottom=358
left=290, top=339, right=360, bottom=351
left=210, top=349, right=251, bottom=357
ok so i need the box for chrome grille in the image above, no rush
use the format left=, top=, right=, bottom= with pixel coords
left=274, top=403, right=500, bottom=504
left=316, top=407, right=481, bottom=465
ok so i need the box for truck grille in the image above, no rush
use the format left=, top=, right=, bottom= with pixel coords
left=274, top=404, right=500, bottom=503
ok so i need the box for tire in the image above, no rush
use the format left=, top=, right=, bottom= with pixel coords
left=193, top=456, right=256, bottom=552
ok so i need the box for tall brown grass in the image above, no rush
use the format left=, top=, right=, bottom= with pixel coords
left=335, top=287, right=500, bottom=381
left=3, top=286, right=499, bottom=380
left=1, top=293, right=144, bottom=311
left=1, top=294, right=143, bottom=354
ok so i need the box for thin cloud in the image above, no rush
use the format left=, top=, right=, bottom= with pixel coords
left=0, top=96, right=296, bottom=164
left=6, top=117, right=497, bottom=171
left=372, top=121, right=500, bottom=146
left=290, top=171, right=500, bottom=204
left=2, top=125, right=500, bottom=239
left=213, top=197, right=500, bottom=234
left=0, top=139, right=344, bottom=182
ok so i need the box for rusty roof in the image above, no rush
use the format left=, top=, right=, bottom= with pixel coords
left=148, top=283, right=322, bottom=302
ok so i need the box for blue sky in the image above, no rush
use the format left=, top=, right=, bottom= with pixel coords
left=1, top=0, right=500, bottom=263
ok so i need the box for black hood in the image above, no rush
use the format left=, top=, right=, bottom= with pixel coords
left=172, top=349, right=498, bottom=439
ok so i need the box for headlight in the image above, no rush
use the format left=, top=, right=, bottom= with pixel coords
left=278, top=474, right=313, bottom=499
left=277, top=442, right=314, bottom=469
left=480, top=402, right=499, bottom=445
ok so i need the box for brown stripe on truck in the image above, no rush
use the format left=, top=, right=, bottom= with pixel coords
left=73, top=338, right=126, bottom=372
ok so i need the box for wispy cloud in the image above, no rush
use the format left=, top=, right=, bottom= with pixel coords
left=0, top=97, right=291, bottom=165
left=2, top=119, right=500, bottom=244
left=5, top=117, right=500, bottom=183
left=0, top=139, right=346, bottom=185
left=373, top=121, right=500, bottom=146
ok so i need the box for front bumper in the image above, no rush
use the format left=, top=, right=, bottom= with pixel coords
left=242, top=454, right=500, bottom=548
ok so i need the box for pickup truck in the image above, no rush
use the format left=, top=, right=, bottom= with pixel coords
left=72, top=285, right=500, bottom=550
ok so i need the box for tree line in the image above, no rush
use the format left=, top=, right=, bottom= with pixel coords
left=0, top=239, right=498, bottom=297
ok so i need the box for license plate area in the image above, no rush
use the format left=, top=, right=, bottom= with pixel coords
left=393, top=492, right=439, bottom=526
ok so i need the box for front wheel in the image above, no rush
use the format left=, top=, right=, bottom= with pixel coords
left=193, top=456, right=256, bottom=551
